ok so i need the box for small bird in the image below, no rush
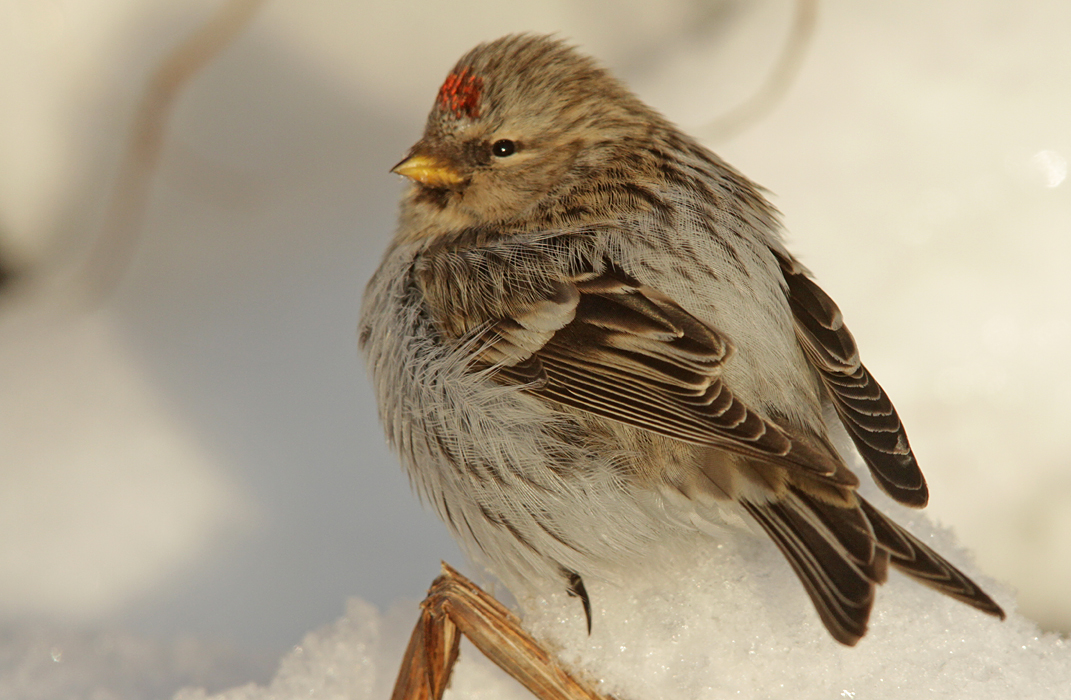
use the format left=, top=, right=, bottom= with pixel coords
left=360, top=34, right=1004, bottom=646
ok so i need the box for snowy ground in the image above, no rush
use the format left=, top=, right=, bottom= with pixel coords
left=1, top=1, right=1069, bottom=698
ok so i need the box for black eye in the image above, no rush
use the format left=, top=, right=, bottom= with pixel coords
left=491, top=139, right=516, bottom=157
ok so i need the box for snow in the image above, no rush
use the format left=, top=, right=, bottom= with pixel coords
left=167, top=483, right=1071, bottom=700
left=515, top=504, right=1065, bottom=700
left=1, top=1, right=1069, bottom=698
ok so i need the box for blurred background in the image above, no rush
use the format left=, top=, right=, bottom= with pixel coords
left=1, top=0, right=1068, bottom=696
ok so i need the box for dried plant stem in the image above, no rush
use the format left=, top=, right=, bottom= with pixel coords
left=80, top=0, right=268, bottom=303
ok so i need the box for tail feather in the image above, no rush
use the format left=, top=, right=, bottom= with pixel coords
left=743, top=490, right=1005, bottom=646
left=742, top=499, right=877, bottom=645
left=858, top=498, right=1006, bottom=619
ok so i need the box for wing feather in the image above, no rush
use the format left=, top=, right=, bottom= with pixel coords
left=480, top=265, right=847, bottom=479
left=774, top=250, right=929, bottom=506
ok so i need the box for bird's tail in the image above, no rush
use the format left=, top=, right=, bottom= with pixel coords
left=741, top=487, right=1004, bottom=645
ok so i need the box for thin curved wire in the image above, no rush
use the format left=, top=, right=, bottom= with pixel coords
left=703, top=0, right=818, bottom=141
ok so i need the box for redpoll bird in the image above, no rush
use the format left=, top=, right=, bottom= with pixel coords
left=359, top=34, right=1004, bottom=645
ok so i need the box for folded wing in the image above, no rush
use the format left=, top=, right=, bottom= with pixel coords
left=477, top=264, right=847, bottom=480
left=774, top=250, right=929, bottom=507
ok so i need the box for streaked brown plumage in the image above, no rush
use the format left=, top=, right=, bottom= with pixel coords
left=360, top=34, right=1004, bottom=646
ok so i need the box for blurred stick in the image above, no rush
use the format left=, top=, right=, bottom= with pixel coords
left=704, top=0, right=818, bottom=141
left=79, top=0, right=268, bottom=304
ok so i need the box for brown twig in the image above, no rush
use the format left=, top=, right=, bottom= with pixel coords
left=392, top=563, right=610, bottom=700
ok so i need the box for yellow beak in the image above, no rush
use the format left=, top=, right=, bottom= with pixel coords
left=391, top=153, right=464, bottom=188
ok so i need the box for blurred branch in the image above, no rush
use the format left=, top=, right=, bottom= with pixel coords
left=704, top=0, right=818, bottom=141
left=0, top=238, right=13, bottom=292
left=78, top=0, right=268, bottom=305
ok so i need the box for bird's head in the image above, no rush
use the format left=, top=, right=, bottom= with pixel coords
left=393, top=34, right=661, bottom=233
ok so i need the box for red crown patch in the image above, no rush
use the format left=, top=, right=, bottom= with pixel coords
left=436, top=67, right=483, bottom=120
